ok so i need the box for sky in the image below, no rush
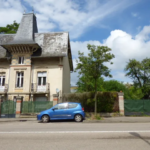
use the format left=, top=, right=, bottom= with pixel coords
left=0, top=0, right=150, bottom=86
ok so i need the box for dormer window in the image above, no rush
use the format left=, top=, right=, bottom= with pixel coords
left=18, top=57, right=24, bottom=64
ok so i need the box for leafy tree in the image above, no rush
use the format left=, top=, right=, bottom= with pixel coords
left=0, top=21, right=19, bottom=34
left=76, top=77, right=105, bottom=92
left=125, top=58, right=150, bottom=99
left=103, top=80, right=143, bottom=99
left=103, top=80, right=126, bottom=92
left=75, top=44, right=115, bottom=114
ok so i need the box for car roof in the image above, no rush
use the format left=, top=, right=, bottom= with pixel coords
left=58, top=102, right=80, bottom=105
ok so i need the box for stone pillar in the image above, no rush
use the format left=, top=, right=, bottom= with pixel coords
left=53, top=94, right=58, bottom=106
left=118, top=92, right=124, bottom=116
left=16, top=96, right=22, bottom=118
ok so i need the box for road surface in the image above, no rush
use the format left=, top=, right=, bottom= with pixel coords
left=0, top=121, right=150, bottom=150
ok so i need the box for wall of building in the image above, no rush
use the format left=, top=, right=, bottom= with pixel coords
left=8, top=54, right=31, bottom=101
left=32, top=57, right=63, bottom=101
left=0, top=56, right=71, bottom=102
left=0, top=59, right=10, bottom=85
left=62, top=56, right=70, bottom=94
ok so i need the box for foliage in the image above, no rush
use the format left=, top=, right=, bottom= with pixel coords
left=125, top=58, right=150, bottom=99
left=76, top=77, right=105, bottom=92
left=103, top=80, right=143, bottom=99
left=62, top=92, right=118, bottom=112
left=75, top=44, right=115, bottom=113
left=0, top=21, right=19, bottom=34
left=97, top=92, right=117, bottom=112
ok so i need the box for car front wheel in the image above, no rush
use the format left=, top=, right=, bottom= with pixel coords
left=74, top=114, right=83, bottom=122
left=42, top=115, right=50, bottom=123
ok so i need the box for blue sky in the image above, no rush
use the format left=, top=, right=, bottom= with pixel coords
left=1, top=0, right=150, bottom=85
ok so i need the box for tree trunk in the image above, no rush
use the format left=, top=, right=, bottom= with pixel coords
left=94, top=78, right=97, bottom=115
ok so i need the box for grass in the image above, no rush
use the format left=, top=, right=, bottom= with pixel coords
left=86, top=114, right=102, bottom=120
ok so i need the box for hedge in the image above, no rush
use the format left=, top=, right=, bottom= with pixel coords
left=62, top=92, right=118, bottom=112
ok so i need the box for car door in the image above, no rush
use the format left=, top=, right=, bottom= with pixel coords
left=67, top=103, right=78, bottom=119
left=50, top=103, right=68, bottom=119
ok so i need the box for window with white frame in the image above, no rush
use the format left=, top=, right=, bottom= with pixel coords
left=38, top=72, right=47, bottom=86
left=18, top=57, right=24, bottom=64
left=16, top=72, right=24, bottom=88
left=0, top=74, right=5, bottom=86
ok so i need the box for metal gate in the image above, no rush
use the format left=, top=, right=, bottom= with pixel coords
left=124, top=100, right=150, bottom=116
left=21, top=101, right=53, bottom=114
left=1, top=100, right=16, bottom=118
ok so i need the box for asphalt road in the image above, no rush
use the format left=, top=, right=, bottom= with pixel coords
left=0, top=121, right=150, bottom=150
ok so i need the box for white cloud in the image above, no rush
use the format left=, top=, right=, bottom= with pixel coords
left=22, top=0, right=139, bottom=39
left=131, top=12, right=138, bottom=17
left=0, top=0, right=23, bottom=26
left=0, top=0, right=140, bottom=39
left=71, top=25, right=150, bottom=85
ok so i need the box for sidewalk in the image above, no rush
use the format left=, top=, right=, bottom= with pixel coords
left=0, top=117, right=150, bottom=123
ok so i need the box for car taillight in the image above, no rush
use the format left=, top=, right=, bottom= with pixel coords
left=82, top=108, right=84, bottom=111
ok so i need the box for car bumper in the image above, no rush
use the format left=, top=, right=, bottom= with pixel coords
left=37, top=114, right=41, bottom=120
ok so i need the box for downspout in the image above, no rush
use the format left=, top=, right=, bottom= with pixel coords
left=7, top=57, right=11, bottom=101
left=31, top=59, right=34, bottom=101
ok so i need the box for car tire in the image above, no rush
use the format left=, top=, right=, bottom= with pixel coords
left=74, top=114, right=83, bottom=122
left=42, top=115, right=50, bottom=123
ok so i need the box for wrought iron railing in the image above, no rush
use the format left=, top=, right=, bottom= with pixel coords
left=31, top=83, right=50, bottom=93
left=0, top=84, right=8, bottom=93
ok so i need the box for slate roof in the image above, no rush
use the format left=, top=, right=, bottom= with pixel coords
left=0, top=13, right=73, bottom=70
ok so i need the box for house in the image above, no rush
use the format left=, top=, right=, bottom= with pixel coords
left=70, top=86, right=78, bottom=93
left=0, top=13, right=73, bottom=105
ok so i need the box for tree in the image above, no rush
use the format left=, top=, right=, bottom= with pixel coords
left=75, top=44, right=115, bottom=114
left=0, top=21, right=19, bottom=34
left=103, top=80, right=143, bottom=99
left=76, top=76, right=105, bottom=93
left=125, top=58, right=150, bottom=99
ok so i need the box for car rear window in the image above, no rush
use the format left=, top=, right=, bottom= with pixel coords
left=68, top=103, right=78, bottom=109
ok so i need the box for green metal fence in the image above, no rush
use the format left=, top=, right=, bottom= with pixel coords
left=124, top=100, right=150, bottom=116
left=1, top=100, right=16, bottom=118
left=21, top=101, right=53, bottom=114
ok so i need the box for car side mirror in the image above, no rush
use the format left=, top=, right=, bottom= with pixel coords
left=52, top=108, right=58, bottom=111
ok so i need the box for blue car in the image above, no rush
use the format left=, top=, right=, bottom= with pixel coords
left=37, top=102, right=85, bottom=123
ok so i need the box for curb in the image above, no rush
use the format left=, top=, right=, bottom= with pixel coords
left=0, top=118, right=150, bottom=123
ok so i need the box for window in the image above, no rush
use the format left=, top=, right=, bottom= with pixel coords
left=38, top=72, right=47, bottom=86
left=54, top=103, right=68, bottom=110
left=16, top=72, right=24, bottom=88
left=18, top=57, right=24, bottom=64
left=0, top=74, right=5, bottom=86
left=68, top=103, right=78, bottom=109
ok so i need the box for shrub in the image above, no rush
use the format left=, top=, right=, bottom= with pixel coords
left=62, top=91, right=118, bottom=112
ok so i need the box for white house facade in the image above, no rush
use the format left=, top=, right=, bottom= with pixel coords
left=0, top=13, right=73, bottom=105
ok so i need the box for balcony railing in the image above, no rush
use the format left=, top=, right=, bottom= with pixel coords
left=0, top=84, right=8, bottom=93
left=31, top=83, right=50, bottom=93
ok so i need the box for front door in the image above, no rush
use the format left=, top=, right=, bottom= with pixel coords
left=0, top=75, right=5, bottom=92
left=37, top=72, right=47, bottom=92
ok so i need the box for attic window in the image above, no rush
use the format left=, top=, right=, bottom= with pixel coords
left=18, top=57, right=24, bottom=64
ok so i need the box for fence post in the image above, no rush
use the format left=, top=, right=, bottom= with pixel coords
left=15, top=96, right=22, bottom=118
left=53, top=94, right=58, bottom=106
left=118, top=92, right=124, bottom=116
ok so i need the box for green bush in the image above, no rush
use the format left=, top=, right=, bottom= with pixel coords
left=62, top=91, right=118, bottom=112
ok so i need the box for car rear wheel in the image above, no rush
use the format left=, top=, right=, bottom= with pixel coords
left=74, top=114, right=83, bottom=122
left=42, top=115, right=50, bottom=123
